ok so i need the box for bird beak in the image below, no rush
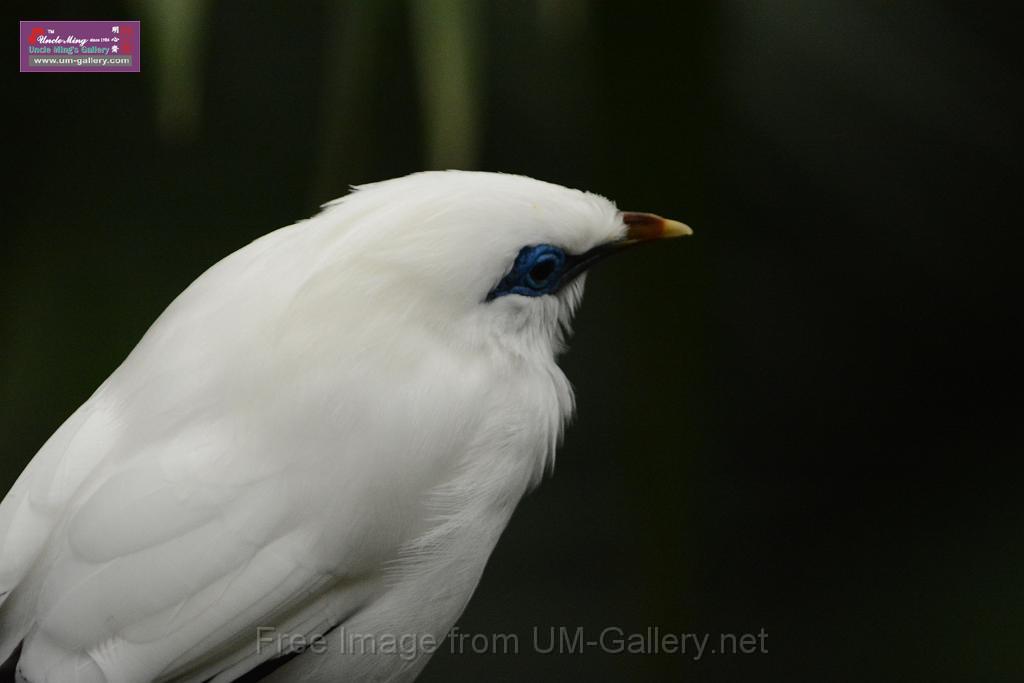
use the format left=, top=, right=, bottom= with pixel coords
left=556, top=211, right=693, bottom=288
left=621, top=211, right=693, bottom=242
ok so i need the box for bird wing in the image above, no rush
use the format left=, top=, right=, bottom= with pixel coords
left=1, top=414, right=391, bottom=683
left=1, top=224, right=304, bottom=625
left=0, top=350, right=480, bottom=682
left=0, top=390, right=112, bottom=615
left=0, top=213, right=500, bottom=682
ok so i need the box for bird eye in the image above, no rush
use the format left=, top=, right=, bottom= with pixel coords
left=486, top=244, right=568, bottom=301
left=526, top=254, right=558, bottom=288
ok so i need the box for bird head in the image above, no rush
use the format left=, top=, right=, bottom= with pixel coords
left=307, top=171, right=691, bottom=360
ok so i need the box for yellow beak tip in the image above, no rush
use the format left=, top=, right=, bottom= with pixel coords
left=661, top=219, right=694, bottom=238
left=621, top=211, right=694, bottom=241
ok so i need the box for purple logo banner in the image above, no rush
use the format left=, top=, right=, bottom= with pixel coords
left=20, top=20, right=140, bottom=73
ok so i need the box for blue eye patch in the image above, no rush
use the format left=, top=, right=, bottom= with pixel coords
left=486, top=244, right=567, bottom=301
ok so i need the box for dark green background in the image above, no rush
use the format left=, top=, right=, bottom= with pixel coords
left=5, top=1, right=1020, bottom=681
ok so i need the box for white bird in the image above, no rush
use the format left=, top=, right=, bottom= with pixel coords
left=0, top=171, right=691, bottom=682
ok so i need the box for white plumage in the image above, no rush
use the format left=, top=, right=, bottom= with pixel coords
left=0, top=171, right=689, bottom=682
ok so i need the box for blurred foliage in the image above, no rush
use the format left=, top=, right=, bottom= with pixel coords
left=138, top=0, right=211, bottom=142
left=5, top=1, right=1021, bottom=681
left=410, top=0, right=483, bottom=168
